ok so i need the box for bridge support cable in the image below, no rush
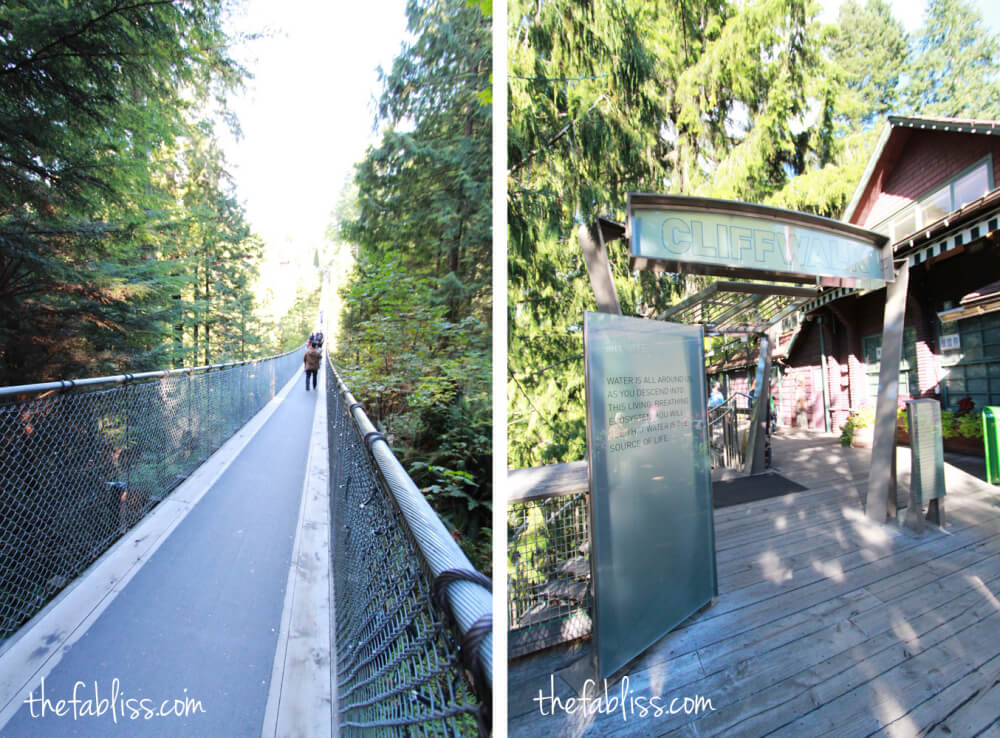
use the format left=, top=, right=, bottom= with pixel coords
left=0, top=347, right=305, bottom=641
left=327, top=357, right=492, bottom=735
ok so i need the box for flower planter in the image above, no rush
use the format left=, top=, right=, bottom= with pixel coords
left=943, top=435, right=985, bottom=457
left=851, top=426, right=874, bottom=448
left=897, top=428, right=984, bottom=456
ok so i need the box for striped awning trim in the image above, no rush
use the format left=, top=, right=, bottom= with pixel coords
left=798, top=286, right=858, bottom=314
left=799, top=208, right=1000, bottom=315
left=903, top=211, right=1000, bottom=267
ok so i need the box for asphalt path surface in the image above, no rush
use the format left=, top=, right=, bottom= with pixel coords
left=1, top=376, right=319, bottom=737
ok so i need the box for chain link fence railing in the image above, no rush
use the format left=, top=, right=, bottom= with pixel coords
left=507, top=464, right=591, bottom=658
left=327, top=359, right=492, bottom=736
left=0, top=347, right=304, bottom=640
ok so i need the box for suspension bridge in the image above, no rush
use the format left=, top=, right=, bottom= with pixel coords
left=0, top=346, right=492, bottom=737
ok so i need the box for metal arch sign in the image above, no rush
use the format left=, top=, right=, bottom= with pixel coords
left=628, top=193, right=892, bottom=285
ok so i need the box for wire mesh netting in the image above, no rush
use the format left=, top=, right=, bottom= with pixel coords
left=507, top=491, right=591, bottom=655
left=0, top=348, right=303, bottom=640
left=327, top=360, right=487, bottom=736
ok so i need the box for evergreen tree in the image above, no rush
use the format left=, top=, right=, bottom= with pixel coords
left=176, top=125, right=262, bottom=366
left=828, top=0, right=908, bottom=129
left=508, top=0, right=680, bottom=466
left=904, top=0, right=1000, bottom=118
left=0, top=1, right=261, bottom=384
left=683, top=0, right=826, bottom=202
left=346, top=0, right=491, bottom=323
left=335, top=0, right=491, bottom=568
left=507, top=0, right=829, bottom=466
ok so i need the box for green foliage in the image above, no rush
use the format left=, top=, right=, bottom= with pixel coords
left=905, top=0, right=1000, bottom=118
left=335, top=0, right=491, bottom=569
left=941, top=409, right=958, bottom=438
left=0, top=1, right=268, bottom=383
left=509, top=0, right=1000, bottom=469
left=839, top=406, right=875, bottom=446
left=275, top=279, right=322, bottom=353
left=922, top=408, right=983, bottom=440
left=827, top=0, right=908, bottom=129
left=0, top=0, right=242, bottom=217
left=957, top=411, right=984, bottom=439
left=335, top=252, right=491, bottom=568
left=681, top=0, right=825, bottom=202
left=767, top=128, right=880, bottom=217
left=508, top=0, right=828, bottom=466
left=345, top=0, right=490, bottom=323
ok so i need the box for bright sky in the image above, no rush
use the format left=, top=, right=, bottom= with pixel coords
left=222, top=0, right=999, bottom=322
left=220, top=0, right=409, bottom=317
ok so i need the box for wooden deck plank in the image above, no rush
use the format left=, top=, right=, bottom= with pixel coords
left=599, top=554, right=1000, bottom=736
left=666, top=572, right=1000, bottom=736
left=718, top=496, right=1000, bottom=597
left=514, top=549, right=1000, bottom=737
left=686, top=523, right=996, bottom=641
left=715, top=474, right=997, bottom=554
left=706, top=507, right=1000, bottom=626
left=508, top=434, right=1000, bottom=737
left=770, top=609, right=1000, bottom=736
left=911, top=655, right=1000, bottom=737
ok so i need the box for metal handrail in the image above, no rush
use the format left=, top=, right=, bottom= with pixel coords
left=708, top=392, right=753, bottom=426
left=328, top=362, right=493, bottom=688
left=708, top=392, right=753, bottom=471
left=0, top=346, right=303, bottom=399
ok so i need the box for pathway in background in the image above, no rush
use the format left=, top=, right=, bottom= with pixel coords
left=0, top=371, right=320, bottom=737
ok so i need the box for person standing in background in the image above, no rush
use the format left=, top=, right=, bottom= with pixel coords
left=304, top=340, right=321, bottom=391
left=708, top=383, right=725, bottom=409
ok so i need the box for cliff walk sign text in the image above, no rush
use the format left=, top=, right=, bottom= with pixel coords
left=628, top=194, right=891, bottom=284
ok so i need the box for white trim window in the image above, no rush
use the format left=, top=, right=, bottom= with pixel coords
left=874, top=157, right=994, bottom=242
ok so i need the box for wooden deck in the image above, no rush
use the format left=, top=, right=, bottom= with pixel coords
left=508, top=431, right=1000, bottom=736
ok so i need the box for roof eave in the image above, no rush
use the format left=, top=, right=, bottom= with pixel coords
left=841, top=120, right=894, bottom=224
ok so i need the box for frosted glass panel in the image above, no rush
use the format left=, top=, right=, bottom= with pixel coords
left=584, top=312, right=717, bottom=679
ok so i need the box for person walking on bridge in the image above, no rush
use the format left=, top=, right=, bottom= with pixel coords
left=304, top=340, right=322, bottom=391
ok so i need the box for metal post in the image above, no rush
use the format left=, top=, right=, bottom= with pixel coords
left=744, top=334, right=773, bottom=475
left=866, top=261, right=909, bottom=523
left=817, top=315, right=831, bottom=433
left=578, top=221, right=623, bottom=315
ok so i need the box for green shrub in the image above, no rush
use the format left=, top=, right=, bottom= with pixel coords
left=839, top=422, right=853, bottom=447
left=839, top=407, right=874, bottom=447
left=957, top=411, right=984, bottom=439
left=940, top=409, right=958, bottom=439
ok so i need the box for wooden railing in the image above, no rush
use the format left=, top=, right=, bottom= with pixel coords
left=507, top=462, right=592, bottom=658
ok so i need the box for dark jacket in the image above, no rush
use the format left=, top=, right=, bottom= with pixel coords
left=304, top=345, right=322, bottom=371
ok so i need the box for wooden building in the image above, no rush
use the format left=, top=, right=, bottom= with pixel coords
left=771, top=115, right=1000, bottom=433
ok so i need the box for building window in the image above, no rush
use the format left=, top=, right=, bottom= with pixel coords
left=862, top=327, right=918, bottom=402
left=876, top=157, right=993, bottom=242
left=939, top=312, right=1000, bottom=411
left=952, top=163, right=990, bottom=211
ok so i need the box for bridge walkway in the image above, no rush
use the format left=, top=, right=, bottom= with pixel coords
left=0, top=367, right=331, bottom=738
